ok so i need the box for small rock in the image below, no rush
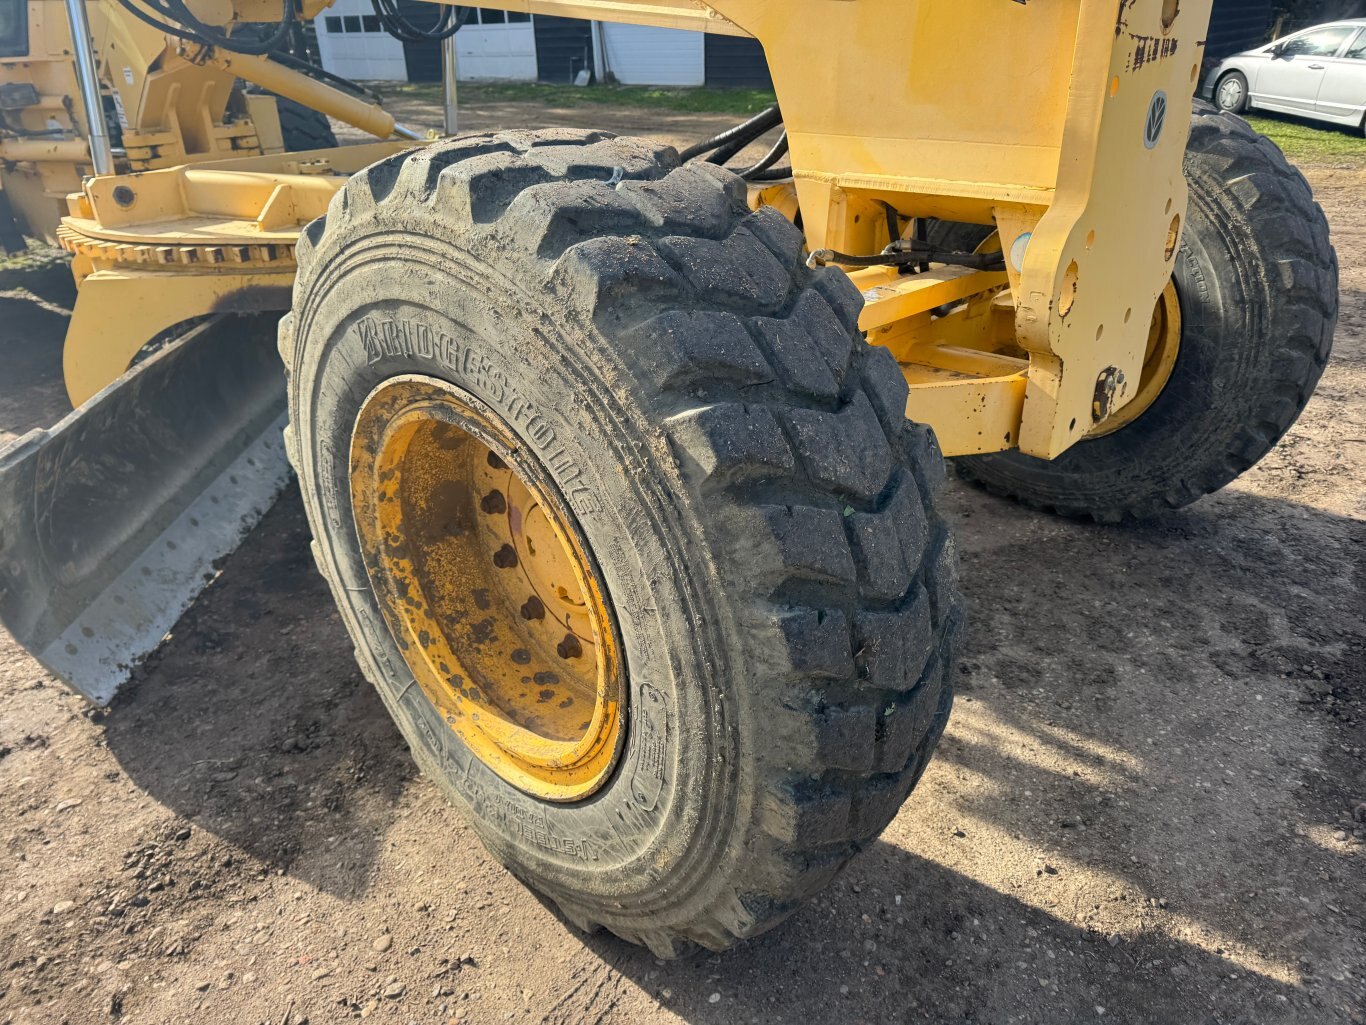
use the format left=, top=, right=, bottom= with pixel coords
left=384, top=982, right=406, bottom=999
left=311, top=968, right=332, bottom=981
left=210, top=771, right=237, bottom=783
left=1352, top=803, right=1366, bottom=824
left=52, top=900, right=76, bottom=914
left=708, top=993, right=721, bottom=1004
left=174, top=827, right=192, bottom=842
left=54, top=799, right=82, bottom=813
left=195, top=981, right=211, bottom=992
left=1107, top=934, right=1121, bottom=947
left=372, top=934, right=393, bottom=953
left=281, top=738, right=300, bottom=754
left=1334, top=830, right=1348, bottom=842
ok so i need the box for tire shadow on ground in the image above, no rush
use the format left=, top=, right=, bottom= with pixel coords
left=93, top=467, right=1362, bottom=1021
left=565, top=844, right=1315, bottom=1025
left=100, top=488, right=414, bottom=901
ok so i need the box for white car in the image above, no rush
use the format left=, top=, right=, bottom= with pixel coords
left=1203, top=19, right=1366, bottom=133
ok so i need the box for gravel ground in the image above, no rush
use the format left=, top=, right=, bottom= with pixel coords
left=0, top=100, right=1361, bottom=1025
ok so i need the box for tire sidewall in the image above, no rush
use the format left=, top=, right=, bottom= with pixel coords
left=289, top=222, right=744, bottom=915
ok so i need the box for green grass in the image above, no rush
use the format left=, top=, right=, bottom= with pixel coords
left=376, top=80, right=778, bottom=116
left=1242, top=112, right=1366, bottom=165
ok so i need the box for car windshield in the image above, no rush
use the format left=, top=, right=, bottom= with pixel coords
left=1277, top=24, right=1356, bottom=57
left=1344, top=31, right=1366, bottom=59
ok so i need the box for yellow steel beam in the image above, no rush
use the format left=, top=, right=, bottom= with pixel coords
left=63, top=267, right=293, bottom=404
left=64, top=141, right=413, bottom=238
left=899, top=348, right=1029, bottom=457
left=427, top=1, right=749, bottom=34
left=851, top=264, right=1008, bottom=334
left=201, top=50, right=416, bottom=140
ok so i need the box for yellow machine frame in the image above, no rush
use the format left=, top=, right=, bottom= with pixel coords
left=442, top=0, right=1207, bottom=460
left=18, top=0, right=1207, bottom=460
left=0, top=0, right=420, bottom=402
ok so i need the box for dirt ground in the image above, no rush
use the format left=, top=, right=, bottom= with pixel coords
left=0, top=99, right=1362, bottom=1025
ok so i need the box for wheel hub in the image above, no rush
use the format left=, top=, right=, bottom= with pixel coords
left=1089, top=281, right=1181, bottom=437
left=349, top=376, right=624, bottom=802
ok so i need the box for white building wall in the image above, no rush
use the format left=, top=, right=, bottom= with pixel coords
left=314, top=11, right=705, bottom=87
left=456, top=12, right=538, bottom=81
left=315, top=0, right=408, bottom=81
left=600, top=25, right=704, bottom=87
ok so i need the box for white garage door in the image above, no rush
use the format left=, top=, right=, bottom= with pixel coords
left=601, top=24, right=704, bottom=87
left=456, top=9, right=538, bottom=81
left=316, top=0, right=408, bottom=82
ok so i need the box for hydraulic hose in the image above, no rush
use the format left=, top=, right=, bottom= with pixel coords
left=679, top=104, right=782, bottom=162
left=739, top=130, right=788, bottom=180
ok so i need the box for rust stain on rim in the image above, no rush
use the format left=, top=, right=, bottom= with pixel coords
left=1090, top=281, right=1181, bottom=438
left=350, top=375, right=624, bottom=802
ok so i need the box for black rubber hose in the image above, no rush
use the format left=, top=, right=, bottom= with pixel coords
left=679, top=104, right=782, bottom=162
left=739, top=131, right=789, bottom=180
left=813, top=246, right=1006, bottom=272
left=114, top=0, right=294, bottom=56
left=370, top=0, right=467, bottom=43
left=267, top=50, right=382, bottom=103
left=743, top=165, right=795, bottom=183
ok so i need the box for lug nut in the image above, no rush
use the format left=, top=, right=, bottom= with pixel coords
left=557, top=633, right=583, bottom=660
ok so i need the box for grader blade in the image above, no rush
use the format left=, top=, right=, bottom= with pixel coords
left=0, top=314, right=288, bottom=705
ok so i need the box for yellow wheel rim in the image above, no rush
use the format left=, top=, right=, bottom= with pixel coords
left=1089, top=281, right=1182, bottom=438
left=349, top=376, right=624, bottom=802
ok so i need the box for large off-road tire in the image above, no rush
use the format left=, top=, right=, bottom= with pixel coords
left=250, top=91, right=339, bottom=151
left=279, top=129, right=963, bottom=955
left=276, top=96, right=338, bottom=151
left=953, top=103, right=1337, bottom=521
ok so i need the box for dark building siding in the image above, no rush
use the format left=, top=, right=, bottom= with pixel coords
left=1206, top=0, right=1275, bottom=60
left=535, top=16, right=594, bottom=83
left=396, top=0, right=443, bottom=82
left=703, top=35, right=773, bottom=89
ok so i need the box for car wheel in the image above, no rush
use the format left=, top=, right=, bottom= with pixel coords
left=1215, top=71, right=1248, bottom=114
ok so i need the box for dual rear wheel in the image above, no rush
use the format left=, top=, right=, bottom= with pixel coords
left=281, top=105, right=1335, bottom=953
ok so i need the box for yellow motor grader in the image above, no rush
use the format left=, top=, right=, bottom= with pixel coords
left=0, top=0, right=1338, bottom=956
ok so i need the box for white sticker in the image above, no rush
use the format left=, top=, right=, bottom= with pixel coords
left=111, top=91, right=128, bottom=130
left=122, top=67, right=134, bottom=86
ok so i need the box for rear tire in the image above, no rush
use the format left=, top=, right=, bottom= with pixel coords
left=955, top=103, right=1337, bottom=521
left=276, top=96, right=338, bottom=151
left=280, top=130, right=963, bottom=954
